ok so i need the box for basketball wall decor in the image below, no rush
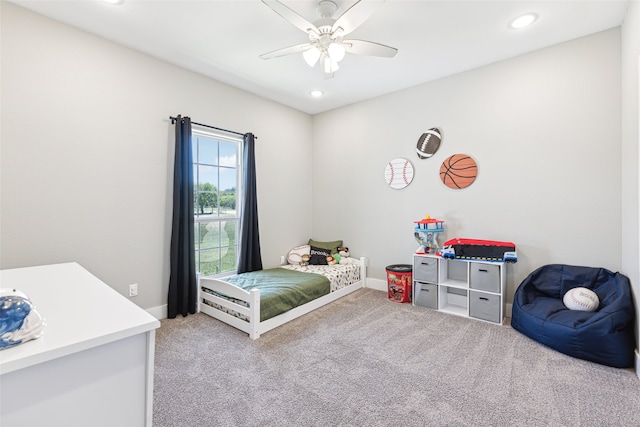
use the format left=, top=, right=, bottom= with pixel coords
left=439, top=154, right=478, bottom=189
left=384, top=158, right=414, bottom=189
left=416, top=128, right=442, bottom=159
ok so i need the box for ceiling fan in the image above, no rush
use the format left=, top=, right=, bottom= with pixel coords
left=259, top=0, right=398, bottom=79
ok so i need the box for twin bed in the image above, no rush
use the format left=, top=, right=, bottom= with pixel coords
left=197, top=257, right=367, bottom=339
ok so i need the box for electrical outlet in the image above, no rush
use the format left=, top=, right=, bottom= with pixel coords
left=129, top=283, right=138, bottom=297
left=280, top=255, right=286, bottom=265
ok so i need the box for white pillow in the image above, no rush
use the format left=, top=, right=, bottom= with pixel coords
left=563, top=287, right=599, bottom=312
left=287, top=245, right=310, bottom=265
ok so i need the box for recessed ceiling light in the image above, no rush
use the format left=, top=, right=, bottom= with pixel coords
left=509, top=13, right=537, bottom=29
left=310, top=90, right=324, bottom=98
left=101, top=0, right=124, bottom=5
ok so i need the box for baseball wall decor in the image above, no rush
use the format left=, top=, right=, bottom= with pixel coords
left=384, top=158, right=414, bottom=189
left=439, top=154, right=478, bottom=189
left=563, top=287, right=600, bottom=312
left=416, top=128, right=442, bottom=159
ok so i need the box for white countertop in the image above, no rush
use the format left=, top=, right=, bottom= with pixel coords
left=0, top=262, right=160, bottom=375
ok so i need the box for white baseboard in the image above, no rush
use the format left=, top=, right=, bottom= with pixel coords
left=506, top=303, right=513, bottom=320
left=147, top=304, right=167, bottom=320
left=366, top=277, right=387, bottom=292
left=636, top=349, right=640, bottom=379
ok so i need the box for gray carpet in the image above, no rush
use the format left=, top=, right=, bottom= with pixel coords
left=153, top=289, right=640, bottom=427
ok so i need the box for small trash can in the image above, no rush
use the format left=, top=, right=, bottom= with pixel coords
left=386, top=264, right=413, bottom=303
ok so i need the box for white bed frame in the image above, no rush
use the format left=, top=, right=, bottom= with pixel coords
left=197, top=257, right=367, bottom=339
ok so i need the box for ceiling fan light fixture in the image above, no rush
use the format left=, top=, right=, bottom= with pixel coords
left=323, top=55, right=339, bottom=74
left=303, top=47, right=321, bottom=66
left=327, top=42, right=345, bottom=63
left=260, top=0, right=398, bottom=77
left=509, top=13, right=537, bottom=29
left=310, top=90, right=324, bottom=97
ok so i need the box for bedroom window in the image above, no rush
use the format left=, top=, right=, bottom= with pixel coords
left=192, top=129, right=242, bottom=277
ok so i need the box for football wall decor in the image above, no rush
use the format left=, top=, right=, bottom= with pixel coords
left=439, top=154, right=478, bottom=189
left=384, top=158, right=414, bottom=189
left=416, top=128, right=442, bottom=159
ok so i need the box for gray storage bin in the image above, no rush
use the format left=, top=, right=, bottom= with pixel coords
left=414, top=282, right=438, bottom=309
left=469, top=263, right=500, bottom=293
left=469, top=291, right=501, bottom=323
left=413, top=257, right=438, bottom=283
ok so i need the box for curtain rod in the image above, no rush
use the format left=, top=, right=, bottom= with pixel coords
left=169, top=116, right=256, bottom=139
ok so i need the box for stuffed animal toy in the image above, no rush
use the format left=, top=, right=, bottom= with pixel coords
left=337, top=247, right=352, bottom=264
left=326, top=255, right=336, bottom=265
left=300, top=254, right=310, bottom=266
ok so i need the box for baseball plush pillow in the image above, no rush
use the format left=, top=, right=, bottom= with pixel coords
left=563, top=287, right=599, bottom=312
left=287, top=245, right=310, bottom=265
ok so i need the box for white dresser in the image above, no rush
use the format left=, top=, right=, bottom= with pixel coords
left=0, top=262, right=160, bottom=427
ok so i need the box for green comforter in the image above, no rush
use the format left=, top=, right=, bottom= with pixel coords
left=225, top=268, right=330, bottom=322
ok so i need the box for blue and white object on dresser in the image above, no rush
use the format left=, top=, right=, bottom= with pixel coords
left=0, top=288, right=46, bottom=349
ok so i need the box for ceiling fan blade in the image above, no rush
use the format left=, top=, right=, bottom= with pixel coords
left=343, top=39, right=398, bottom=58
left=259, top=43, right=313, bottom=60
left=261, top=0, right=319, bottom=35
left=332, top=0, right=386, bottom=36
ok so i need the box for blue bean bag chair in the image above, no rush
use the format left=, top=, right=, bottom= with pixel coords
left=511, top=264, right=635, bottom=368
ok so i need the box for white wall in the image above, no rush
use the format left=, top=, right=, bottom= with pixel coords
left=1, top=2, right=637, bottom=346
left=0, top=2, right=313, bottom=311
left=621, top=0, right=640, bottom=356
left=312, top=29, right=622, bottom=304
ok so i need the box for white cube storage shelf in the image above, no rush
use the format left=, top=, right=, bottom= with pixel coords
left=413, top=254, right=506, bottom=325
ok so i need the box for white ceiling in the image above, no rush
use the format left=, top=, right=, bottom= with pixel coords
left=9, top=0, right=630, bottom=115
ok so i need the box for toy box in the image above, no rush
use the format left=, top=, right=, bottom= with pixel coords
left=386, top=264, right=412, bottom=303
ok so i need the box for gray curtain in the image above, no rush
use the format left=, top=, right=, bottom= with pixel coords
left=237, top=133, right=263, bottom=274
left=168, top=115, right=197, bottom=318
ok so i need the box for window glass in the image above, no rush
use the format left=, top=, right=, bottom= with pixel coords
left=192, top=130, right=241, bottom=276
